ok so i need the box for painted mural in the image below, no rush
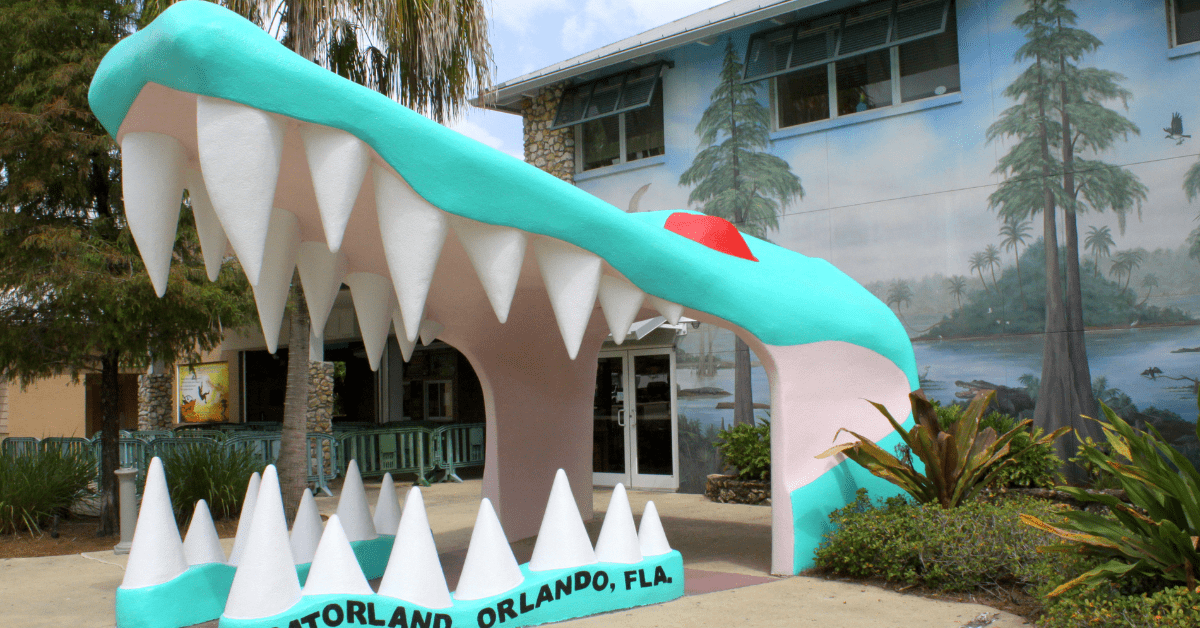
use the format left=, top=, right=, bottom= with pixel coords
left=576, top=0, right=1200, bottom=487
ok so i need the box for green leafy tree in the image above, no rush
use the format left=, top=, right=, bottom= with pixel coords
left=143, top=0, right=494, bottom=519
left=968, top=251, right=993, bottom=295
left=1108, top=249, right=1145, bottom=299
left=983, top=244, right=1002, bottom=294
left=679, top=39, right=803, bottom=426
left=1138, top=273, right=1159, bottom=307
left=0, top=0, right=257, bottom=534
left=999, top=219, right=1031, bottom=306
left=1084, top=224, right=1114, bottom=277
left=987, top=1, right=1146, bottom=472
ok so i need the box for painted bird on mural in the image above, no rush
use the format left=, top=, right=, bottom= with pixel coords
left=1165, top=112, right=1191, bottom=144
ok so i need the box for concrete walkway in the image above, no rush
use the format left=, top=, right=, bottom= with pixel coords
left=0, top=480, right=1030, bottom=628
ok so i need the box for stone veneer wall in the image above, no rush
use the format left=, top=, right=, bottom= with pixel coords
left=308, top=362, right=334, bottom=475
left=522, top=84, right=575, bottom=182
left=138, top=372, right=174, bottom=430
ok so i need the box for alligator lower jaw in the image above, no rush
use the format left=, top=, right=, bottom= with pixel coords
left=119, top=82, right=694, bottom=365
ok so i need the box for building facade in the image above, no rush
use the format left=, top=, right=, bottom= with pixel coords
left=484, top=0, right=1200, bottom=486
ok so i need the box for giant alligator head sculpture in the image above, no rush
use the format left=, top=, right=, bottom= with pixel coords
left=89, top=0, right=918, bottom=577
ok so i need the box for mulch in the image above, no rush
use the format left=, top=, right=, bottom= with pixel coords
left=0, top=516, right=240, bottom=560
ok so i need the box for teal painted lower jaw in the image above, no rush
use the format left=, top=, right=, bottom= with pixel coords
left=116, top=562, right=236, bottom=628
left=220, top=552, right=685, bottom=628
left=790, top=426, right=913, bottom=574
left=116, top=536, right=396, bottom=628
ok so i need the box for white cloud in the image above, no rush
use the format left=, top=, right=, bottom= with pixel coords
left=560, top=0, right=729, bottom=55
left=491, top=0, right=570, bottom=33
left=446, top=115, right=524, bottom=161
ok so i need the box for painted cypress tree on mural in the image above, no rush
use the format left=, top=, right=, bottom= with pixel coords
left=987, top=0, right=1145, bottom=473
left=680, top=40, right=803, bottom=426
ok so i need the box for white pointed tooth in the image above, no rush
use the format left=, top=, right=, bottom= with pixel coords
left=598, top=275, right=645, bottom=345
left=228, top=472, right=261, bottom=566
left=450, top=218, right=527, bottom=324
left=300, top=515, right=374, bottom=596
left=534, top=239, right=602, bottom=360
left=453, top=498, right=524, bottom=601
left=594, top=484, right=642, bottom=564
left=185, top=169, right=229, bottom=282
left=529, top=469, right=596, bottom=571
left=299, top=125, right=369, bottom=253
left=337, top=460, right=378, bottom=542
left=418, top=320, right=444, bottom=346
left=225, top=466, right=301, bottom=619
left=290, top=489, right=324, bottom=565
left=345, top=272, right=393, bottom=371
left=250, top=209, right=300, bottom=354
left=121, top=457, right=187, bottom=588
left=196, top=96, right=286, bottom=286
left=183, top=499, right=227, bottom=565
left=372, top=164, right=448, bottom=343
left=378, top=487, right=452, bottom=608
left=373, top=473, right=401, bottom=536
left=646, top=295, right=684, bottom=325
left=121, top=132, right=186, bottom=297
left=392, top=307, right=416, bottom=362
left=296, top=243, right=347, bottom=335
left=638, top=501, right=672, bottom=556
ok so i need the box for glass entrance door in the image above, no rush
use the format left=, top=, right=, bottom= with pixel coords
left=592, top=348, right=678, bottom=489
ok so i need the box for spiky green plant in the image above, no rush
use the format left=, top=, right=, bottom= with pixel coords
left=1020, top=394, right=1200, bottom=595
left=818, top=391, right=1067, bottom=509
left=0, top=448, right=96, bottom=534
left=158, top=442, right=264, bottom=527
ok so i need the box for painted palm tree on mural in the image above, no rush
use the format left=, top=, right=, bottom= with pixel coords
left=983, top=244, right=1002, bottom=297
left=1084, top=225, right=1114, bottom=277
left=143, top=0, right=493, bottom=519
left=680, top=39, right=803, bottom=426
left=946, top=275, right=968, bottom=308
left=987, top=0, right=1146, bottom=473
left=886, top=279, right=913, bottom=320
left=1109, top=249, right=1145, bottom=300
left=969, top=251, right=993, bottom=295
left=999, top=219, right=1030, bottom=306
left=1138, top=273, right=1160, bottom=307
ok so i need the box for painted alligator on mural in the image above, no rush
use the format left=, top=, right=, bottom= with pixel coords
left=88, top=0, right=919, bottom=609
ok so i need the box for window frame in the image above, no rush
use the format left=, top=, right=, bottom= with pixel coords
left=751, top=0, right=959, bottom=131
left=1169, top=0, right=1200, bottom=48
left=569, top=76, right=666, bottom=174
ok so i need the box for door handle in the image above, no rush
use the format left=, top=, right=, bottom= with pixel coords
left=617, top=408, right=626, bottom=427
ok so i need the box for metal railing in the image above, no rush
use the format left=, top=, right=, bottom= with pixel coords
left=337, top=427, right=434, bottom=486
left=431, top=424, right=486, bottom=482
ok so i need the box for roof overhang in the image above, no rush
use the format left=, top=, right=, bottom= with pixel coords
left=479, top=0, right=857, bottom=114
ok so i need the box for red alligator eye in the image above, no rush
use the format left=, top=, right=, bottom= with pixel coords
left=663, top=213, right=759, bottom=262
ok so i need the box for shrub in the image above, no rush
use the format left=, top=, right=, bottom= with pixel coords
left=1021, top=396, right=1200, bottom=595
left=715, top=420, right=770, bottom=481
left=814, top=488, right=1080, bottom=592
left=1039, top=586, right=1200, bottom=628
left=818, top=391, right=1067, bottom=508
left=935, top=404, right=1063, bottom=489
left=0, top=448, right=96, bottom=534
left=158, top=443, right=264, bottom=527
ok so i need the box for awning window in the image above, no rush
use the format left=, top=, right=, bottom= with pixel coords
left=551, top=63, right=667, bottom=129
left=743, top=0, right=951, bottom=83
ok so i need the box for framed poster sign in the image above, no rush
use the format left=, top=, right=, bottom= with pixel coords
left=177, top=362, right=230, bottom=423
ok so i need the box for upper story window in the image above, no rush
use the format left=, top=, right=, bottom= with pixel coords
left=1172, top=0, right=1200, bottom=46
left=744, top=0, right=959, bottom=130
left=552, top=64, right=666, bottom=172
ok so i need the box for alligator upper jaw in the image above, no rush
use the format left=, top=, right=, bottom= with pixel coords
left=118, top=82, right=699, bottom=366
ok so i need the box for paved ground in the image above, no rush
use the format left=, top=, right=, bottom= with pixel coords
left=0, top=480, right=1030, bottom=628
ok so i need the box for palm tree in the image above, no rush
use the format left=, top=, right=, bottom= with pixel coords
left=999, top=219, right=1030, bottom=306
left=969, top=252, right=992, bottom=295
left=1084, top=225, right=1114, bottom=278
left=983, top=244, right=1002, bottom=294
left=946, top=275, right=968, bottom=309
left=1138, top=273, right=1159, bottom=307
left=1109, top=249, right=1145, bottom=299
left=886, top=279, right=913, bottom=318
left=144, top=0, right=493, bottom=520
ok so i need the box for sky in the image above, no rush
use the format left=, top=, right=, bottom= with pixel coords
left=446, top=0, right=731, bottom=160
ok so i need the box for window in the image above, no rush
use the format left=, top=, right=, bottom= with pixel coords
left=552, top=64, right=666, bottom=172
left=746, top=0, right=960, bottom=130
left=1173, top=0, right=1200, bottom=46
